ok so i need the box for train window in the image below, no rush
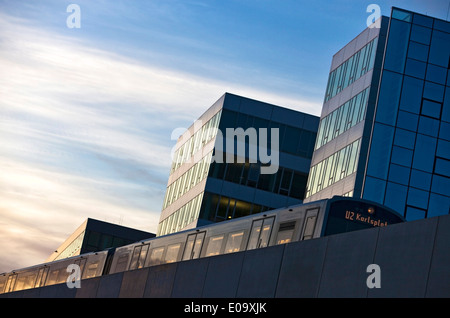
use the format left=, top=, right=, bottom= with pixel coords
left=15, top=276, right=26, bottom=291
left=302, top=215, right=318, bottom=240
left=23, top=273, right=37, bottom=290
left=247, top=217, right=275, bottom=250
left=115, top=254, right=130, bottom=272
left=47, top=269, right=59, bottom=286
left=165, top=243, right=181, bottom=263
left=224, top=231, right=244, bottom=254
left=149, top=247, right=165, bottom=266
left=84, top=262, right=99, bottom=279
left=276, top=221, right=296, bottom=245
left=205, top=235, right=224, bottom=257
left=182, top=232, right=205, bottom=260
left=57, top=268, right=68, bottom=284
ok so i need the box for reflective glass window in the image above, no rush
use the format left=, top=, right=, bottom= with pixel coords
left=376, top=70, right=403, bottom=126
left=435, top=158, right=450, bottom=176
left=407, top=41, right=429, bottom=62
left=426, top=65, right=447, bottom=85
left=433, top=19, right=450, bottom=33
left=388, top=163, right=410, bottom=185
left=391, top=146, right=413, bottom=167
left=324, top=39, right=377, bottom=102
left=418, top=116, right=439, bottom=137
left=410, top=169, right=432, bottom=191
left=407, top=187, right=429, bottom=209
left=410, top=24, right=432, bottom=45
left=394, top=128, right=416, bottom=149
left=406, top=206, right=426, bottom=221
left=224, top=231, right=244, bottom=254
left=205, top=235, right=224, bottom=257
left=397, top=110, right=419, bottom=132
left=421, top=99, right=442, bottom=119
left=219, top=110, right=237, bottom=129
left=437, top=139, right=450, bottom=160
left=282, top=126, right=301, bottom=154
left=384, top=182, right=407, bottom=215
left=405, top=58, right=426, bottom=79
left=423, top=82, right=445, bottom=102
left=443, top=87, right=450, bottom=123
left=440, top=122, right=450, bottom=141
left=165, top=243, right=181, bottom=263
left=400, top=76, right=423, bottom=114
left=384, top=19, right=411, bottom=73
left=412, top=134, right=437, bottom=173
left=367, top=123, right=394, bottom=179
left=290, top=172, right=307, bottom=199
left=363, top=176, right=386, bottom=203
left=432, top=175, right=450, bottom=197
left=392, top=8, right=412, bottom=22
left=412, top=14, right=433, bottom=28
left=428, top=30, right=450, bottom=68
left=428, top=193, right=450, bottom=218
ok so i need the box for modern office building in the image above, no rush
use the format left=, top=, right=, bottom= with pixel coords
left=304, top=7, right=450, bottom=221
left=157, top=92, right=319, bottom=236
left=46, top=218, right=155, bottom=262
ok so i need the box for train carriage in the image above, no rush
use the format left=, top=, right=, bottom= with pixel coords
left=108, top=196, right=404, bottom=274
left=0, top=196, right=404, bottom=294
left=0, top=250, right=109, bottom=294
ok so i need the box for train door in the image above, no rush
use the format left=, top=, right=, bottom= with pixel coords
left=4, top=273, right=17, bottom=293
left=34, top=267, right=49, bottom=288
left=74, top=258, right=87, bottom=276
left=301, top=208, right=319, bottom=240
left=129, top=244, right=150, bottom=270
left=182, top=231, right=205, bottom=261
left=247, top=216, right=275, bottom=250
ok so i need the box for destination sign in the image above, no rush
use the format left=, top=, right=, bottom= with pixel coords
left=324, top=198, right=404, bottom=236
left=344, top=210, right=388, bottom=227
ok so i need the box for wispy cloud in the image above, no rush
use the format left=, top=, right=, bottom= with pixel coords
left=0, top=11, right=321, bottom=272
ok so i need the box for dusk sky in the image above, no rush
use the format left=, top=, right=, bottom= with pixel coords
left=0, top=0, right=447, bottom=272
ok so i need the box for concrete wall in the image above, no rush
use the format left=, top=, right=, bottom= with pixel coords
left=3, top=214, right=449, bottom=298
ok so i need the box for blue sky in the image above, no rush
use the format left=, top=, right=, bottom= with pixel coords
left=0, top=0, right=447, bottom=272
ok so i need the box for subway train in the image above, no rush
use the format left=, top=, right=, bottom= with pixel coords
left=0, top=196, right=404, bottom=294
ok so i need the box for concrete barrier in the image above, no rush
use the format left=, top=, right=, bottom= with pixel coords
left=2, top=214, right=449, bottom=298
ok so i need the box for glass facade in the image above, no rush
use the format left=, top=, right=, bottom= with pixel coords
left=363, top=8, right=450, bottom=220
left=324, top=37, right=378, bottom=102
left=305, top=20, right=385, bottom=203
left=315, top=88, right=369, bottom=150
left=158, top=93, right=319, bottom=236
left=170, top=110, right=222, bottom=174
left=306, top=139, right=360, bottom=198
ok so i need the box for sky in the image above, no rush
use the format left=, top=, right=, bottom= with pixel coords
left=0, top=0, right=448, bottom=273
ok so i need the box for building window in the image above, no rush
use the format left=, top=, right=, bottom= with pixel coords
left=306, top=139, right=361, bottom=198
left=324, top=38, right=378, bottom=102
left=315, top=88, right=369, bottom=150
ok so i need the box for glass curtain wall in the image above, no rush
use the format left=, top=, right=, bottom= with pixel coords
left=363, top=8, right=450, bottom=220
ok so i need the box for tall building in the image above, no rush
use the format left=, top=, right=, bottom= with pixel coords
left=158, top=92, right=319, bottom=236
left=305, top=7, right=450, bottom=221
